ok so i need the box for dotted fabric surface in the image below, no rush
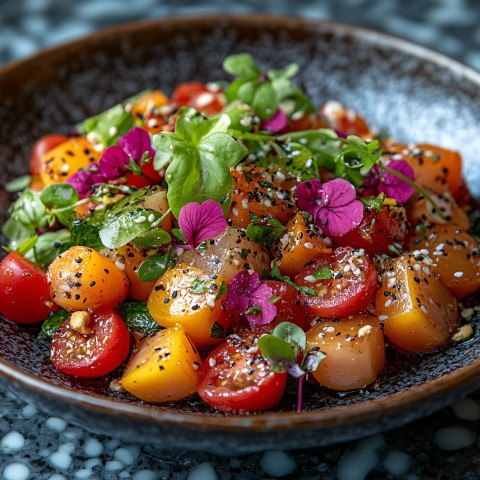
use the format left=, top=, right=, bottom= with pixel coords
left=1, top=1, right=480, bottom=479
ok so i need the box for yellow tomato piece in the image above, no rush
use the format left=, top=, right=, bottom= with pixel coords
left=306, top=314, right=386, bottom=391
left=375, top=255, right=458, bottom=353
left=273, top=212, right=332, bottom=278
left=408, top=225, right=480, bottom=299
left=47, top=246, right=129, bottom=312
left=131, top=90, right=169, bottom=119
left=102, top=244, right=155, bottom=301
left=40, top=136, right=101, bottom=186
left=121, top=326, right=201, bottom=403
left=147, top=263, right=228, bottom=346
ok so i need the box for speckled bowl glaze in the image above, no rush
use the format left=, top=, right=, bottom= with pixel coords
left=0, top=16, right=479, bottom=453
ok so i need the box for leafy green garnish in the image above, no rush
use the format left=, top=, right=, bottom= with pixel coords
left=189, top=277, right=209, bottom=294
left=131, top=228, right=171, bottom=248
left=153, top=108, right=248, bottom=217
left=4, top=175, right=31, bottom=193
left=118, top=301, right=160, bottom=333
left=38, top=309, right=70, bottom=339
left=312, top=266, right=333, bottom=280
left=360, top=194, right=385, bottom=213
left=25, top=230, right=72, bottom=268
left=215, top=281, right=228, bottom=301
left=271, top=265, right=317, bottom=296
left=138, top=248, right=176, bottom=282
left=246, top=216, right=286, bottom=247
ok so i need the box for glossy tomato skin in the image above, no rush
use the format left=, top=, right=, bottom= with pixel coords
left=51, top=310, right=130, bottom=378
left=295, top=247, right=377, bottom=319
left=171, top=81, right=225, bottom=115
left=30, top=134, right=69, bottom=175
left=331, top=205, right=409, bottom=258
left=197, top=331, right=287, bottom=413
left=0, top=252, right=57, bottom=324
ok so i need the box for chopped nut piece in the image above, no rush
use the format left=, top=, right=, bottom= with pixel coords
left=452, top=324, right=474, bottom=343
left=358, top=324, right=372, bottom=338
left=70, top=311, right=92, bottom=335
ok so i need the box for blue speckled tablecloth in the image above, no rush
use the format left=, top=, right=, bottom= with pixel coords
left=1, top=1, right=480, bottom=479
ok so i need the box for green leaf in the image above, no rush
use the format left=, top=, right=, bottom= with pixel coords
left=138, top=249, right=176, bottom=282
left=70, top=222, right=103, bottom=251
left=99, top=209, right=163, bottom=249
left=252, top=81, right=278, bottom=120
left=258, top=334, right=296, bottom=364
left=6, top=189, right=49, bottom=232
left=360, top=194, right=385, bottom=213
left=40, top=183, right=79, bottom=209
left=246, top=217, right=286, bottom=247
left=272, top=321, right=307, bottom=351
left=16, top=236, right=38, bottom=256
left=215, top=281, right=228, bottom=301
left=270, top=265, right=317, bottom=297
left=210, top=321, right=228, bottom=339
left=25, top=230, right=72, bottom=268
left=223, top=53, right=261, bottom=78
left=38, top=309, right=70, bottom=338
left=4, top=175, right=31, bottom=193
left=312, top=266, right=333, bottom=280
left=132, top=229, right=171, bottom=248
left=245, top=306, right=262, bottom=315
left=190, top=277, right=209, bottom=294
left=156, top=113, right=248, bottom=217
left=76, top=103, right=135, bottom=147
left=118, top=301, right=160, bottom=333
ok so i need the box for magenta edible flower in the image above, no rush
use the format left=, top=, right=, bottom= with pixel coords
left=97, top=145, right=129, bottom=178
left=178, top=200, right=227, bottom=250
left=224, top=271, right=276, bottom=325
left=295, top=178, right=363, bottom=236
left=378, top=159, right=415, bottom=203
left=262, top=109, right=287, bottom=133
left=67, top=165, right=106, bottom=198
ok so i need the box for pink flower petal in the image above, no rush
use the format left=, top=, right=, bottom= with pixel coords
left=247, top=282, right=277, bottom=325
left=98, top=145, right=129, bottom=178
left=224, top=271, right=261, bottom=311
left=379, top=159, right=415, bottom=203
left=262, top=109, right=288, bottom=133
left=118, top=127, right=155, bottom=164
left=67, top=166, right=105, bottom=198
left=294, top=179, right=323, bottom=215
left=314, top=198, right=364, bottom=236
left=320, top=178, right=357, bottom=208
left=178, top=200, right=227, bottom=250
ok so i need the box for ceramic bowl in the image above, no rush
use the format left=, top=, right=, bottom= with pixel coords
left=0, top=15, right=479, bottom=453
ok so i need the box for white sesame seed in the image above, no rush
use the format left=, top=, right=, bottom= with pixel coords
left=420, top=249, right=429, bottom=255
left=134, top=216, right=146, bottom=223
left=115, top=261, right=125, bottom=271
left=195, top=92, right=215, bottom=108
left=304, top=275, right=317, bottom=283
left=206, top=294, right=216, bottom=308
left=275, top=171, right=286, bottom=182
left=232, top=208, right=239, bottom=217
left=413, top=264, right=421, bottom=271
left=420, top=305, right=428, bottom=315
left=304, top=242, right=313, bottom=249
left=454, top=271, right=464, bottom=278
left=147, top=118, right=158, bottom=128
left=423, top=266, right=430, bottom=275
left=387, top=278, right=396, bottom=288
left=86, top=132, right=98, bottom=144
left=124, top=103, right=133, bottom=112
left=208, top=358, right=217, bottom=367
left=305, top=158, right=313, bottom=168
left=324, top=326, right=335, bottom=333
left=435, top=243, right=445, bottom=251
left=323, top=237, right=332, bottom=246
left=192, top=362, right=200, bottom=371
left=378, top=315, right=389, bottom=321
left=147, top=214, right=155, bottom=223
left=343, top=264, right=351, bottom=273
left=291, top=110, right=305, bottom=121
left=385, top=299, right=393, bottom=308
left=109, top=126, right=118, bottom=136
left=93, top=143, right=105, bottom=152
left=241, top=199, right=249, bottom=209
left=358, top=325, right=372, bottom=338
left=433, top=251, right=443, bottom=256
left=264, top=199, right=272, bottom=208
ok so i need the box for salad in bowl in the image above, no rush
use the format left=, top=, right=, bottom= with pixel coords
left=1, top=53, right=478, bottom=414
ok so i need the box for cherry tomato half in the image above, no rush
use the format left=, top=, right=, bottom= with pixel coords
left=331, top=205, right=409, bottom=258
left=0, top=252, right=57, bottom=324
left=171, top=81, right=225, bottom=115
left=50, top=310, right=130, bottom=378
left=197, top=331, right=287, bottom=413
left=30, top=134, right=69, bottom=176
left=295, top=247, right=377, bottom=318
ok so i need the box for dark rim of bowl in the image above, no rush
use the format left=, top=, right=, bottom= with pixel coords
left=1, top=14, right=479, bottom=432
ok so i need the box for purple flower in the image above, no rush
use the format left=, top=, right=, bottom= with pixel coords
left=178, top=200, right=227, bottom=250
left=262, top=109, right=287, bottom=133
left=378, top=159, right=415, bottom=203
left=224, top=271, right=277, bottom=325
left=67, top=166, right=106, bottom=198
left=295, top=178, right=363, bottom=237
left=98, top=127, right=154, bottom=179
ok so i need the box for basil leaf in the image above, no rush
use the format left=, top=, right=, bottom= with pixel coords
left=4, top=175, right=31, bottom=193
left=258, top=334, right=296, bottom=364
left=99, top=209, right=163, bottom=249
left=272, top=321, right=307, bottom=352
left=40, top=183, right=79, bottom=209
left=138, top=249, right=176, bottom=282
left=312, top=266, right=332, bottom=280
left=118, top=301, right=160, bottom=333
left=132, top=229, right=171, bottom=248
left=223, top=53, right=261, bottom=78
left=38, top=309, right=70, bottom=338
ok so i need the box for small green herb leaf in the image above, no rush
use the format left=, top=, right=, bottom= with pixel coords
left=132, top=229, right=171, bottom=248
left=270, top=265, right=317, bottom=296
left=138, top=249, right=176, bottom=282
left=118, top=301, right=160, bottom=333
left=258, top=334, right=296, bottom=364
left=312, top=265, right=332, bottom=280
left=272, top=321, right=307, bottom=352
left=38, top=309, right=70, bottom=338
left=5, top=175, right=31, bottom=193
left=215, top=281, right=228, bottom=301
left=40, top=183, right=79, bottom=209
left=190, top=277, right=209, bottom=294
left=246, top=217, right=286, bottom=247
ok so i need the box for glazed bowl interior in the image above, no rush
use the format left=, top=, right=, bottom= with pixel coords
left=0, top=16, right=479, bottom=453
